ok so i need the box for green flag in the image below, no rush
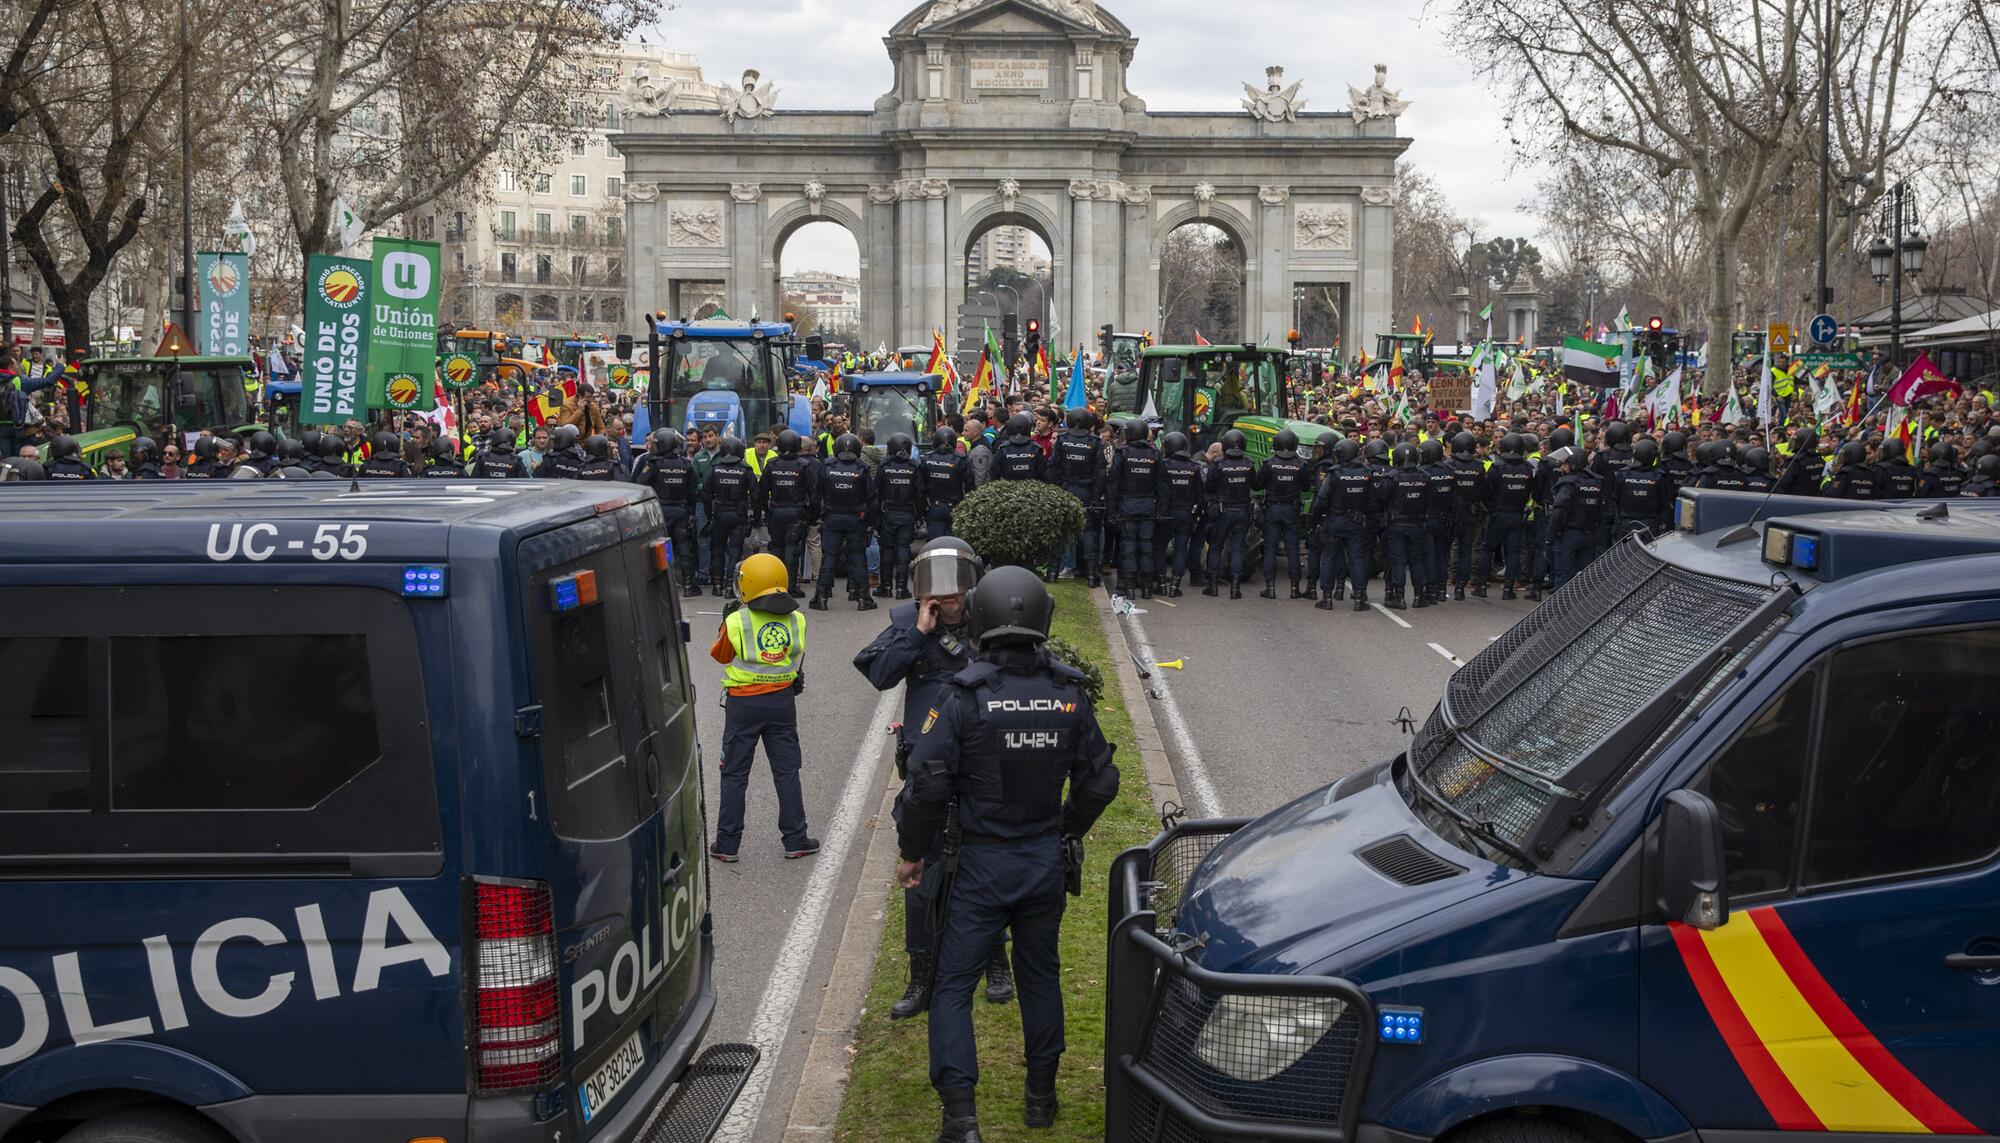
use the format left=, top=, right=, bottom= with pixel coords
left=365, top=238, right=442, bottom=412
left=300, top=254, right=371, bottom=425
left=1477, top=300, right=1494, bottom=322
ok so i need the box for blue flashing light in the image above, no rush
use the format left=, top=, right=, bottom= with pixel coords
left=1378, top=1007, right=1424, bottom=1045
left=1791, top=533, right=1820, bottom=571
left=552, top=577, right=581, bottom=611
left=401, top=566, right=448, bottom=598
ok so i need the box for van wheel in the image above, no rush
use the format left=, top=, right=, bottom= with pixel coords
left=58, top=1108, right=227, bottom=1143
left=1451, top=1117, right=1606, bottom=1143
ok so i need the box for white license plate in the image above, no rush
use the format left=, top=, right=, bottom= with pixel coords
left=579, top=1030, right=647, bottom=1124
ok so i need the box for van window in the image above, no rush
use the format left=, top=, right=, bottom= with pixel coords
left=1702, top=672, right=1814, bottom=901
left=0, top=637, right=89, bottom=810
left=1805, top=628, right=2000, bottom=887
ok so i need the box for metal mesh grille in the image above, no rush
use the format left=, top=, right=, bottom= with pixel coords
left=1137, top=973, right=1358, bottom=1125
left=1130, top=1088, right=1213, bottom=1143
left=640, top=1042, right=759, bottom=1143
left=1147, top=826, right=1234, bottom=937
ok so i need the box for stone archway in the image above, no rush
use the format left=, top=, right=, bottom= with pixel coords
left=954, top=196, right=1059, bottom=358
left=767, top=198, right=869, bottom=341
left=617, top=0, right=1410, bottom=351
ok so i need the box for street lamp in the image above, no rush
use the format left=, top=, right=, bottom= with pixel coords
left=1867, top=180, right=1926, bottom=372
left=1583, top=267, right=1603, bottom=332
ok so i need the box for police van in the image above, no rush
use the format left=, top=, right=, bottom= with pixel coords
left=0, top=482, right=755, bottom=1142
left=1106, top=489, right=2000, bottom=1143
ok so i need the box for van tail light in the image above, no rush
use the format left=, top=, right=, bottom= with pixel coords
left=472, top=878, right=561, bottom=1092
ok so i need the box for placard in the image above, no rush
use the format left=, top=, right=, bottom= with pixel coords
left=970, top=59, right=1049, bottom=90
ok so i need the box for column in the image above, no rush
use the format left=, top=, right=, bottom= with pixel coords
left=1121, top=184, right=1155, bottom=335
left=1358, top=185, right=1395, bottom=352
left=896, top=182, right=922, bottom=344
left=1258, top=186, right=1290, bottom=347
left=923, top=180, right=949, bottom=346
left=627, top=183, right=662, bottom=318
left=729, top=182, right=762, bottom=319
left=1069, top=180, right=1095, bottom=343
left=863, top=185, right=898, bottom=352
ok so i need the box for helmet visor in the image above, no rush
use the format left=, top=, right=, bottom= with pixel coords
left=910, top=548, right=980, bottom=598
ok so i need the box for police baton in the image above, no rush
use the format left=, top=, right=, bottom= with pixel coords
left=919, top=802, right=963, bottom=1012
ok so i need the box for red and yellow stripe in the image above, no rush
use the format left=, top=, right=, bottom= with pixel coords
left=1673, top=907, right=1977, bottom=1134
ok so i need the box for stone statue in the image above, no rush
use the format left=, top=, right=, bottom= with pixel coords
left=722, top=69, right=779, bottom=122
left=803, top=180, right=827, bottom=213
left=630, top=71, right=676, bottom=118
left=1347, top=63, right=1410, bottom=123
left=997, top=177, right=1021, bottom=204
left=1241, top=66, right=1305, bottom=123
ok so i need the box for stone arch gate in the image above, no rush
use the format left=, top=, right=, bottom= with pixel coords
left=616, top=0, right=1411, bottom=354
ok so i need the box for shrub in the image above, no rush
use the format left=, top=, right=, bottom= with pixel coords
left=1044, top=635, right=1106, bottom=706
left=951, top=478, right=1085, bottom=569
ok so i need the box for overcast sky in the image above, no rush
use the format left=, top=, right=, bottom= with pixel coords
left=647, top=0, right=1542, bottom=275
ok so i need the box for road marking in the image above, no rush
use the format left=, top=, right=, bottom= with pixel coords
left=714, top=686, right=900, bottom=1143
left=1118, top=610, right=1223, bottom=818
left=1427, top=642, right=1465, bottom=668
left=1370, top=602, right=1414, bottom=629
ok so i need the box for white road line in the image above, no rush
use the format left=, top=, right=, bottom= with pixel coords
left=713, top=686, right=901, bottom=1143
left=1370, top=602, right=1414, bottom=629
left=1118, top=610, right=1223, bottom=818
left=1427, top=642, right=1465, bottom=668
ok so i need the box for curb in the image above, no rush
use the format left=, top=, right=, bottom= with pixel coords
left=1094, top=589, right=1187, bottom=815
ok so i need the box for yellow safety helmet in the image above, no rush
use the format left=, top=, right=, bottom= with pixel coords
left=736, top=553, right=790, bottom=605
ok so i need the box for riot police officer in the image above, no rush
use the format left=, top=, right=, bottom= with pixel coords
left=130, top=437, right=165, bottom=480
left=1825, top=440, right=1877, bottom=500
left=896, top=566, right=1119, bottom=1143
left=1960, top=453, right=2000, bottom=498
left=704, top=436, right=759, bottom=596
left=1921, top=442, right=1966, bottom=498
left=1203, top=429, right=1259, bottom=598
left=814, top=433, right=877, bottom=612
left=1301, top=434, right=1341, bottom=599
left=1659, top=430, right=1697, bottom=499
left=1875, top=438, right=1920, bottom=499
left=634, top=430, right=703, bottom=594
left=877, top=433, right=925, bottom=599
left=423, top=437, right=466, bottom=478
left=991, top=413, right=1045, bottom=482
left=241, top=431, right=282, bottom=477
left=1108, top=420, right=1164, bottom=598
left=536, top=424, right=587, bottom=479
left=43, top=435, right=93, bottom=480
left=1158, top=432, right=1205, bottom=597
left=1047, top=408, right=1104, bottom=585
left=473, top=427, right=528, bottom=478
left=358, top=432, right=409, bottom=477
left=1258, top=429, right=1311, bottom=599
left=1479, top=434, right=1535, bottom=599
left=1308, top=438, right=1376, bottom=611
left=577, top=434, right=624, bottom=481
left=1544, top=447, right=1607, bottom=593
left=1591, top=420, right=1635, bottom=483
left=276, top=438, right=309, bottom=474
left=1419, top=439, right=1454, bottom=606
left=1774, top=428, right=1822, bottom=497
left=853, top=538, right=1009, bottom=1021
left=1739, top=446, right=1775, bottom=492
left=1381, top=444, right=1432, bottom=610
left=1444, top=432, right=1487, bottom=600
left=183, top=435, right=228, bottom=479
left=920, top=427, right=969, bottom=541
left=314, top=433, right=351, bottom=478
left=762, top=430, right=819, bottom=593
left=1696, top=442, right=1751, bottom=491
left=1612, top=437, right=1669, bottom=537
left=1529, top=427, right=1575, bottom=591
left=296, top=428, right=325, bottom=473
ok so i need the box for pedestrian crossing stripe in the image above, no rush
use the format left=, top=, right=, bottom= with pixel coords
left=1671, top=906, right=1977, bottom=1134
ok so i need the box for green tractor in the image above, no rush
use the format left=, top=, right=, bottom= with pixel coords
left=78, top=355, right=264, bottom=468
left=1110, top=343, right=1337, bottom=462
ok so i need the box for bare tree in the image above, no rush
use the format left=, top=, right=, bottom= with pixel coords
left=1158, top=223, right=1243, bottom=343
left=0, top=0, right=67, bottom=140
left=1392, top=162, right=1477, bottom=330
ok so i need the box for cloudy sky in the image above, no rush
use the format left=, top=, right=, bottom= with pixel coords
left=646, top=0, right=1543, bottom=274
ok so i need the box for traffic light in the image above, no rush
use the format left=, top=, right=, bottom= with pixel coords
left=1002, top=312, right=1020, bottom=371
left=1100, top=324, right=1114, bottom=365
left=1647, top=316, right=1664, bottom=334
left=615, top=334, right=633, bottom=361
left=1025, top=319, right=1042, bottom=362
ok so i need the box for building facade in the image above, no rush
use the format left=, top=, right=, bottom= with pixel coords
left=779, top=270, right=862, bottom=335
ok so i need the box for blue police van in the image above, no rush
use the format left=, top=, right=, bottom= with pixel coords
left=0, top=482, right=754, bottom=1142
left=1107, top=489, right=2000, bottom=1143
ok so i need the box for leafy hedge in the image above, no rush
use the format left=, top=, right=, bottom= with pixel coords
left=951, top=477, right=1086, bottom=569
left=1044, top=635, right=1106, bottom=706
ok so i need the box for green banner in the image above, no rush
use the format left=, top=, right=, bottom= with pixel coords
left=196, top=251, right=250, bottom=356
left=1791, top=352, right=1862, bottom=367
left=301, top=255, right=371, bottom=425
left=365, top=238, right=441, bottom=412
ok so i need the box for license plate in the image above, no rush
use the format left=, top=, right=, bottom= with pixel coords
left=579, top=1031, right=647, bottom=1124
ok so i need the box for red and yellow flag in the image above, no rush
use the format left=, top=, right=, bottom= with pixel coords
left=1846, top=375, right=1864, bottom=425
left=962, top=349, right=994, bottom=416
left=1388, top=344, right=1406, bottom=390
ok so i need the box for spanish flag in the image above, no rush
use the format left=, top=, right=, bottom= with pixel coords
left=527, top=374, right=578, bottom=427
left=1388, top=344, right=1405, bottom=391
left=1845, top=374, right=1864, bottom=425
left=1036, top=342, right=1051, bottom=379
left=962, top=347, right=994, bottom=416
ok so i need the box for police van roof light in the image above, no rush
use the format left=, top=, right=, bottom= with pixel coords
left=1379, top=1006, right=1425, bottom=1044
left=402, top=566, right=448, bottom=598
left=550, top=570, right=599, bottom=612
left=1791, top=532, right=1820, bottom=570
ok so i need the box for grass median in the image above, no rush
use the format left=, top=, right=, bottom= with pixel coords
left=833, top=578, right=1159, bottom=1143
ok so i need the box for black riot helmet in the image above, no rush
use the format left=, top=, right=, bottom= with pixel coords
left=247, top=430, right=277, bottom=459
left=1662, top=430, right=1689, bottom=457
left=910, top=536, right=982, bottom=599
left=1420, top=438, right=1444, bottom=465
left=1, top=457, right=44, bottom=480
left=887, top=432, right=914, bottom=460
left=1715, top=441, right=1740, bottom=468
left=1273, top=429, right=1299, bottom=455
left=1221, top=429, right=1247, bottom=458
left=1065, top=407, right=1092, bottom=433
left=1978, top=454, right=2000, bottom=478
left=1931, top=441, right=1958, bottom=466
left=299, top=428, right=323, bottom=455
left=1496, top=433, right=1521, bottom=460
left=49, top=434, right=79, bottom=461
left=1632, top=437, right=1660, bottom=467
left=276, top=466, right=311, bottom=480
left=1791, top=427, right=1818, bottom=455
left=719, top=435, right=745, bottom=460
left=1547, top=445, right=1581, bottom=470
left=1392, top=443, right=1419, bottom=468
left=1879, top=437, right=1907, bottom=465
left=931, top=425, right=957, bottom=453
left=649, top=428, right=683, bottom=457
left=1450, top=430, right=1476, bottom=457
left=1162, top=431, right=1189, bottom=458
left=585, top=434, right=612, bottom=460
left=1004, top=413, right=1034, bottom=443
left=1741, top=446, right=1770, bottom=474
left=1334, top=438, right=1360, bottom=463
left=130, top=436, right=158, bottom=465
left=1547, top=426, right=1575, bottom=452
left=432, top=436, right=459, bottom=462
left=1838, top=440, right=1868, bottom=466
left=490, top=427, right=517, bottom=454
left=371, top=431, right=398, bottom=458
left=193, top=436, right=220, bottom=461
left=834, top=433, right=862, bottom=461
left=551, top=424, right=581, bottom=451
left=1603, top=420, right=1631, bottom=449
left=1363, top=437, right=1389, bottom=462
left=279, top=438, right=306, bottom=463
left=316, top=434, right=344, bottom=460
left=777, top=429, right=802, bottom=457
left=1123, top=419, right=1149, bottom=445
left=1970, top=437, right=1994, bottom=461
left=966, top=564, right=1054, bottom=649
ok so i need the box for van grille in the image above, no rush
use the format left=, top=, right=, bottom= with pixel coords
left=1356, top=836, right=1463, bottom=886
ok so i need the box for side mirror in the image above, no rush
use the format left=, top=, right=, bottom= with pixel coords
left=1651, top=789, right=1728, bottom=930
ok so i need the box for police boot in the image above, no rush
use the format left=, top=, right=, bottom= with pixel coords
left=1473, top=583, right=1488, bottom=598
left=1025, top=1078, right=1059, bottom=1129
left=1290, top=579, right=1305, bottom=599
left=1259, top=579, right=1277, bottom=599
left=1229, top=579, right=1243, bottom=600
left=872, top=577, right=894, bottom=598
left=1315, top=596, right=1335, bottom=611
left=1201, top=575, right=1219, bottom=597
left=1139, top=579, right=1154, bottom=600
left=683, top=577, right=703, bottom=597
left=1454, top=584, right=1467, bottom=601
left=894, top=573, right=912, bottom=600
left=809, top=591, right=830, bottom=612
left=984, top=947, right=1015, bottom=1004
left=1414, top=589, right=1432, bottom=609
left=1527, top=584, right=1542, bottom=602
left=857, top=591, right=879, bottom=611
left=935, top=1115, right=984, bottom=1143
left=890, top=953, right=930, bottom=1021
left=1386, top=591, right=1407, bottom=611
left=1501, top=585, right=1517, bottom=600
left=1167, top=577, right=1184, bottom=598
left=1333, top=579, right=1347, bottom=602
left=1352, top=589, right=1368, bottom=613
left=1086, top=571, right=1102, bottom=588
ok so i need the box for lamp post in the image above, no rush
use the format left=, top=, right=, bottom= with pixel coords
left=1583, top=266, right=1602, bottom=333
left=1867, top=181, right=1927, bottom=374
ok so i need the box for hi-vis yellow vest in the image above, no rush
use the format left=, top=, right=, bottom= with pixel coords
left=721, top=606, right=805, bottom=690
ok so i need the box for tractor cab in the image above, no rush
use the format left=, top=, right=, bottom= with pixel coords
left=1103, top=332, right=1149, bottom=412
left=1122, top=344, right=1335, bottom=463
left=80, top=355, right=261, bottom=466
left=845, top=372, right=942, bottom=448
left=657, top=319, right=812, bottom=441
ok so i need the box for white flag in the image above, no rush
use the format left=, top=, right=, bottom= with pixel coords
left=332, top=196, right=363, bottom=253
left=1724, top=384, right=1745, bottom=425
left=1649, top=368, right=1683, bottom=424
left=1811, top=372, right=1841, bottom=417
left=1506, top=357, right=1528, bottom=400
left=1614, top=305, right=1631, bottom=332
left=1756, top=356, right=1775, bottom=427
left=1471, top=359, right=1498, bottom=422
left=224, top=198, right=256, bottom=258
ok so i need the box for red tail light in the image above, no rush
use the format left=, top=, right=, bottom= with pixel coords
left=472, top=878, right=561, bottom=1091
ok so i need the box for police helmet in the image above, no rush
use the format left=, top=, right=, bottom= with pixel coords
left=931, top=426, right=957, bottom=453
left=1, top=457, right=44, bottom=480
left=1632, top=437, right=1660, bottom=467
left=1839, top=440, right=1869, bottom=466
left=1931, top=441, right=1958, bottom=466
left=307, top=468, right=339, bottom=480
left=1392, top=443, right=1419, bottom=468
left=720, top=436, right=745, bottom=460
left=130, top=436, right=158, bottom=465
left=1496, top=433, right=1521, bottom=461
left=49, top=434, right=79, bottom=461
left=1363, top=437, right=1389, bottom=462
left=777, top=429, right=802, bottom=457
left=1221, top=429, right=1247, bottom=458
left=1548, top=427, right=1575, bottom=451
left=835, top=433, right=862, bottom=461
left=371, top=431, right=399, bottom=458
left=193, top=436, right=220, bottom=461
left=1162, top=431, right=1190, bottom=458
left=887, top=432, right=914, bottom=461
left=1662, top=430, right=1689, bottom=456
left=247, top=430, right=277, bottom=458
left=1546, top=445, right=1580, bottom=469
left=299, top=428, right=323, bottom=454
left=1420, top=439, right=1444, bottom=465
left=1979, top=454, right=2000, bottom=478
left=1004, top=413, right=1034, bottom=443
left=1273, top=429, right=1299, bottom=455
left=1334, top=438, right=1361, bottom=464
left=1741, top=446, right=1770, bottom=474
left=1603, top=420, right=1630, bottom=449
left=579, top=434, right=607, bottom=461
left=229, top=463, right=262, bottom=480
left=1124, top=419, right=1149, bottom=445
left=1065, top=407, right=1092, bottom=433
left=966, top=564, right=1054, bottom=649
left=1792, top=427, right=1818, bottom=455
left=649, top=428, right=683, bottom=457
left=276, top=466, right=312, bottom=480
left=551, top=425, right=581, bottom=451
left=1971, top=437, right=1994, bottom=461
left=317, top=434, right=344, bottom=460
left=1879, top=437, right=1906, bottom=465
left=490, top=427, right=517, bottom=454
left=279, top=438, right=306, bottom=463
left=1716, top=441, right=1740, bottom=468
left=910, top=536, right=982, bottom=599
left=1450, top=430, right=1476, bottom=458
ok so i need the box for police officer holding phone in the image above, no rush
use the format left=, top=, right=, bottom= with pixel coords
left=896, top=567, right=1120, bottom=1143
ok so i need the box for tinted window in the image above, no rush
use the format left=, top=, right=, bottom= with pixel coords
left=1806, top=629, right=2000, bottom=886
left=0, top=637, right=90, bottom=811
left=1156, top=359, right=1187, bottom=433
left=1702, top=673, right=1813, bottom=900
left=109, top=636, right=381, bottom=810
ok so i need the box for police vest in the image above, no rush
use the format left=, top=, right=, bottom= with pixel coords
left=921, top=452, right=966, bottom=503
left=721, top=606, right=805, bottom=691
left=878, top=459, right=921, bottom=512
left=947, top=661, right=1090, bottom=836
left=1262, top=454, right=1310, bottom=507
left=1054, top=434, right=1099, bottom=487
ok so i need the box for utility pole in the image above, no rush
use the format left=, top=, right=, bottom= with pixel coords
left=176, top=0, right=195, bottom=346
left=1772, top=178, right=1791, bottom=337
left=0, top=157, right=11, bottom=351
left=1816, top=0, right=1833, bottom=313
